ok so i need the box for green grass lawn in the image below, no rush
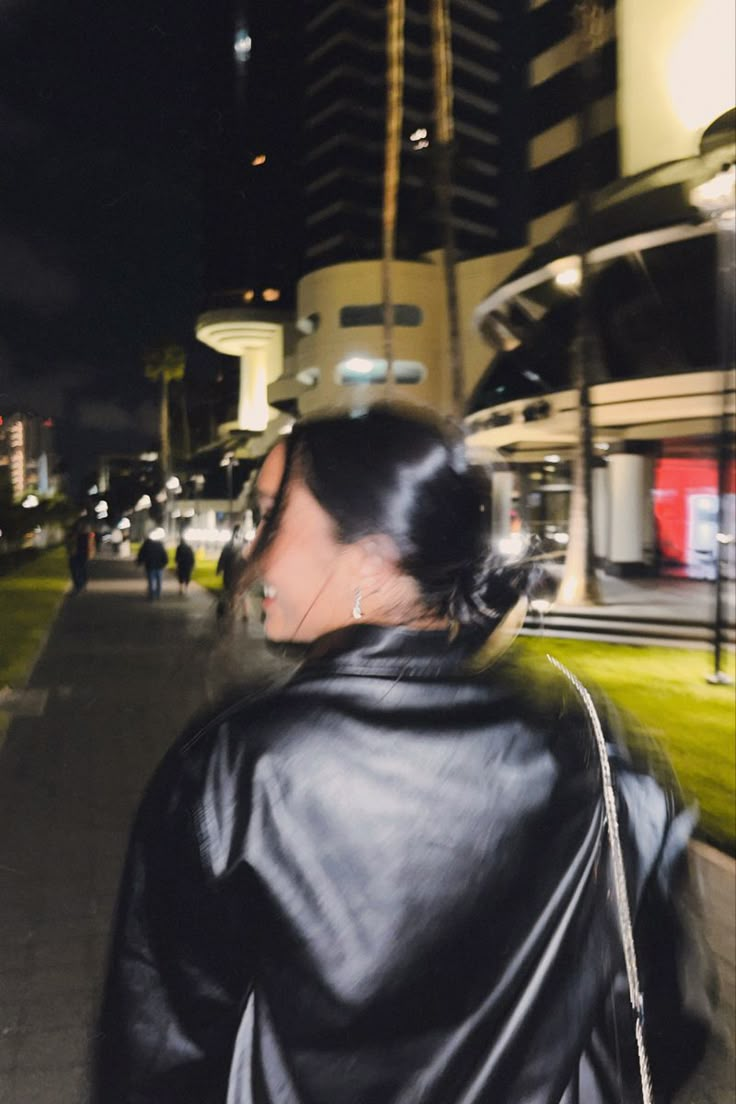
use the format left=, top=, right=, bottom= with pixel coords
left=0, top=546, right=69, bottom=703
left=189, top=552, right=222, bottom=596
left=517, top=637, right=735, bottom=853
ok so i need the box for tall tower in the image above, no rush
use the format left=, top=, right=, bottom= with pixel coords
left=526, top=0, right=619, bottom=246
left=303, top=0, right=526, bottom=272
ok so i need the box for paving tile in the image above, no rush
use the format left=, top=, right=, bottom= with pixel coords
left=20, top=990, right=97, bottom=1033
left=15, top=1025, right=91, bottom=1072
left=7, top=1065, right=87, bottom=1104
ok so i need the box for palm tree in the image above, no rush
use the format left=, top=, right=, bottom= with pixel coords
left=144, top=344, right=186, bottom=477
left=557, top=0, right=604, bottom=606
left=430, top=0, right=465, bottom=417
left=382, top=0, right=405, bottom=389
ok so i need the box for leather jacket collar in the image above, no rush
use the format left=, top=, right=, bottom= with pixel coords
left=301, top=621, right=491, bottom=679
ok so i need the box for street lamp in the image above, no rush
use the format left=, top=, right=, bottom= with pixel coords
left=691, top=161, right=735, bottom=685
left=220, top=453, right=239, bottom=522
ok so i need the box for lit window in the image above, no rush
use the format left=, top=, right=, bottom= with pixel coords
left=243, top=289, right=255, bottom=302
left=262, top=288, right=281, bottom=302
left=339, top=304, right=423, bottom=327
left=251, top=153, right=266, bottom=166
left=336, top=358, right=426, bottom=385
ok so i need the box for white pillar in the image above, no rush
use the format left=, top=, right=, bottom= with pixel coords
left=491, top=470, right=514, bottom=547
left=592, top=464, right=609, bottom=560
left=238, top=350, right=270, bottom=432
left=608, top=452, right=649, bottom=571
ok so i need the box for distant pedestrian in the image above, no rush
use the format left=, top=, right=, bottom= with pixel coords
left=136, top=528, right=168, bottom=600
left=216, top=524, right=243, bottom=593
left=216, top=524, right=245, bottom=619
left=67, top=520, right=94, bottom=593
left=174, top=537, right=195, bottom=595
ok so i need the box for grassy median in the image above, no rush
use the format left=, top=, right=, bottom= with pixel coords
left=0, top=547, right=69, bottom=731
left=517, top=637, right=736, bottom=853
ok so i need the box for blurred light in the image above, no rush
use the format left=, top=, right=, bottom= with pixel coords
left=530, top=598, right=552, bottom=615
left=251, top=153, right=266, bottom=166
left=243, top=289, right=255, bottom=302
left=595, top=442, right=610, bottom=452
left=149, top=527, right=166, bottom=541
left=155, top=490, right=167, bottom=503
left=183, top=526, right=232, bottom=544
left=343, top=356, right=374, bottom=376
left=690, top=166, right=736, bottom=218
left=134, top=494, right=152, bottom=511
left=139, top=451, right=159, bottom=462
left=410, top=128, right=428, bottom=141
left=279, top=422, right=294, bottom=435
left=667, top=0, right=735, bottom=134
left=234, top=29, right=252, bottom=61
left=43, top=418, right=53, bottom=427
left=183, top=508, right=195, bottom=518
left=88, top=484, right=98, bottom=495
left=172, top=509, right=181, bottom=519
left=553, top=532, right=569, bottom=545
left=262, top=288, right=281, bottom=302
left=21, top=494, right=39, bottom=509
left=544, top=454, right=561, bottom=463
left=498, top=532, right=525, bottom=557
left=553, top=263, right=582, bottom=290
left=165, top=475, right=181, bottom=491
left=117, top=517, right=131, bottom=530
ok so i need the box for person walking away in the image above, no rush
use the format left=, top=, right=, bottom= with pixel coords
left=67, top=520, right=94, bottom=593
left=174, top=536, right=195, bottom=595
left=95, top=405, right=716, bottom=1104
left=216, top=523, right=244, bottom=619
left=136, top=528, right=168, bottom=600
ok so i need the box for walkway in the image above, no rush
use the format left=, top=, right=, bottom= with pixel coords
left=0, top=558, right=732, bottom=1102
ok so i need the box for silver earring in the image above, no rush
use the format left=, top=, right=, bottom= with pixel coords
left=352, top=588, right=363, bottom=620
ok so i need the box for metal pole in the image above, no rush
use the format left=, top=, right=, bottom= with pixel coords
left=707, top=205, right=735, bottom=685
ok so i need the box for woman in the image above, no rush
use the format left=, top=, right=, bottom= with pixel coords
left=94, top=405, right=713, bottom=1104
left=175, top=536, right=196, bottom=595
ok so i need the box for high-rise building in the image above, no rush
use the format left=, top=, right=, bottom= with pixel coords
left=526, top=0, right=618, bottom=247
left=303, top=0, right=527, bottom=272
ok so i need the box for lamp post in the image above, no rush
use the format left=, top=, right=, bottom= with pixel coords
left=220, top=453, right=239, bottom=524
left=691, top=163, right=736, bottom=685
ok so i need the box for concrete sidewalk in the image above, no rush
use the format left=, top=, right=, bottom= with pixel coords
left=0, top=558, right=733, bottom=1102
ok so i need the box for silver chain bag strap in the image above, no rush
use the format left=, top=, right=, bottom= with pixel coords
left=547, top=655, right=654, bottom=1104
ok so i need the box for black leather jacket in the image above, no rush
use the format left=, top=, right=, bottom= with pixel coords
left=94, top=625, right=713, bottom=1103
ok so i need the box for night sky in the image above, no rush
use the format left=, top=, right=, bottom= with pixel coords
left=1, top=0, right=218, bottom=478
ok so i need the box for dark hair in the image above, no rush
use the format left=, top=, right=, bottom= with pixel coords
left=248, top=403, right=538, bottom=627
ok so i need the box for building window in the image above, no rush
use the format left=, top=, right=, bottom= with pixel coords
left=297, top=312, right=321, bottom=335
left=339, top=303, right=423, bottom=327
left=336, top=357, right=426, bottom=384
